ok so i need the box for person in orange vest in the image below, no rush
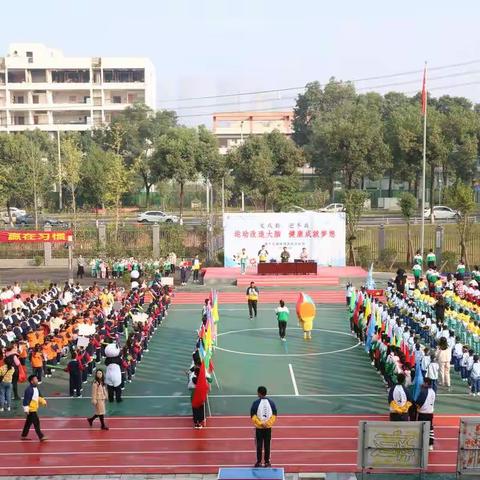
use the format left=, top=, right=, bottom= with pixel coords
left=30, top=345, right=44, bottom=384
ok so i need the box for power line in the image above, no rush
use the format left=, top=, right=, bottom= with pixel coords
left=170, top=69, right=480, bottom=111
left=175, top=79, right=480, bottom=118
left=159, top=59, right=480, bottom=103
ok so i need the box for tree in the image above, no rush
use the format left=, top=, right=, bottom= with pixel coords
left=444, top=182, right=476, bottom=265
left=77, top=145, right=109, bottom=210
left=228, top=131, right=304, bottom=211
left=94, top=104, right=177, bottom=207
left=152, top=127, right=199, bottom=222
left=61, top=135, right=83, bottom=233
left=399, top=192, right=417, bottom=264
left=103, top=152, right=131, bottom=240
left=6, top=133, right=52, bottom=228
left=341, top=189, right=369, bottom=265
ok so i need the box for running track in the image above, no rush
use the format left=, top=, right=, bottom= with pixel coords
left=0, top=414, right=469, bottom=475
left=174, top=290, right=345, bottom=304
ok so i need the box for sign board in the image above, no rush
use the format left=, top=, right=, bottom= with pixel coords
left=0, top=230, right=73, bottom=243
left=457, top=417, right=480, bottom=476
left=358, top=421, right=430, bottom=472
left=223, top=212, right=345, bottom=267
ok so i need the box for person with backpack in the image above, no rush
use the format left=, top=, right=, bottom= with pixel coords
left=388, top=373, right=413, bottom=421
left=250, top=386, right=277, bottom=468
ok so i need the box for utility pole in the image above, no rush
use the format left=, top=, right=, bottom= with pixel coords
left=57, top=130, right=63, bottom=211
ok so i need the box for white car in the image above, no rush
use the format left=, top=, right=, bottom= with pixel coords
left=319, top=203, right=345, bottom=213
left=8, top=207, right=26, bottom=217
left=137, top=210, right=179, bottom=224
left=423, top=206, right=459, bottom=220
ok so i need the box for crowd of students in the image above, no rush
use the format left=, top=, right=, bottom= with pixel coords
left=0, top=276, right=174, bottom=415
left=349, top=257, right=480, bottom=450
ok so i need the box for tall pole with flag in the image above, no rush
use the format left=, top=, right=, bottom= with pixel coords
left=420, top=62, right=427, bottom=261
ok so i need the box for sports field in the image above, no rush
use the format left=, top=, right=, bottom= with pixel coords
left=0, top=290, right=479, bottom=476
left=10, top=294, right=480, bottom=417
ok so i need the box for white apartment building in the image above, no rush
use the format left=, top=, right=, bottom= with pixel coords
left=0, top=43, right=156, bottom=132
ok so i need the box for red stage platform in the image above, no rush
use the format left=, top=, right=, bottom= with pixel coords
left=202, top=266, right=367, bottom=287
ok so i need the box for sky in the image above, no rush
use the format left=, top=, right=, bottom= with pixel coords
left=2, top=0, right=480, bottom=126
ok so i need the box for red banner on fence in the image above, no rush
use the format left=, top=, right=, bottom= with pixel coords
left=0, top=230, right=73, bottom=243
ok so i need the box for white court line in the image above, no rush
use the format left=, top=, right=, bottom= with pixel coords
left=289, top=363, right=300, bottom=396
left=215, top=327, right=361, bottom=357
left=3, top=436, right=442, bottom=443
left=40, top=393, right=386, bottom=400
left=173, top=306, right=344, bottom=311
left=0, top=425, right=460, bottom=431
left=0, top=463, right=457, bottom=470
left=1, top=449, right=365, bottom=456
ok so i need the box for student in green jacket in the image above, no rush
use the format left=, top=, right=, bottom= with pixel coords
left=414, top=250, right=423, bottom=267
left=275, top=300, right=289, bottom=341
left=426, top=249, right=436, bottom=268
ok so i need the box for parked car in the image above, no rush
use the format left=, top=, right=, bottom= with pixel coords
left=16, top=214, right=69, bottom=228
left=319, top=203, right=345, bottom=213
left=8, top=207, right=27, bottom=217
left=423, top=205, right=459, bottom=220
left=137, top=211, right=179, bottom=224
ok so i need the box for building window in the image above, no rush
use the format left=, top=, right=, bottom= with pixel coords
left=14, top=116, right=25, bottom=125
left=33, top=95, right=39, bottom=104
left=112, top=96, right=122, bottom=104
left=13, top=95, right=24, bottom=104
left=69, top=96, right=77, bottom=103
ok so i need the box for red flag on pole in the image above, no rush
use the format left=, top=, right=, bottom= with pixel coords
left=191, top=362, right=209, bottom=408
left=421, top=65, right=427, bottom=115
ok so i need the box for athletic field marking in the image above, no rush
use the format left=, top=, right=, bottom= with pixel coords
left=289, top=363, right=299, bottom=396
left=173, top=307, right=344, bottom=312
left=3, top=436, right=456, bottom=443
left=0, top=425, right=460, bottom=431
left=38, top=392, right=477, bottom=400
left=0, top=463, right=457, bottom=470
left=215, top=327, right=361, bottom=357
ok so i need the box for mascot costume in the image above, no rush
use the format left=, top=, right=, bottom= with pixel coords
left=296, top=292, right=316, bottom=340
left=105, top=343, right=122, bottom=402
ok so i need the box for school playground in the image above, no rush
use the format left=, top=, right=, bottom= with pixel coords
left=0, top=286, right=479, bottom=476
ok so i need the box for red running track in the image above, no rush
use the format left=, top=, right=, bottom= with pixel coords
left=0, top=414, right=470, bottom=476
left=174, top=290, right=345, bottom=304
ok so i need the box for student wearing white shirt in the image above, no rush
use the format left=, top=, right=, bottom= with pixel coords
left=416, top=378, right=436, bottom=450
left=470, top=355, right=480, bottom=396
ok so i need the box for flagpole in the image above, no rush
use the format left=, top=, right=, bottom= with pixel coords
left=420, top=62, right=427, bottom=262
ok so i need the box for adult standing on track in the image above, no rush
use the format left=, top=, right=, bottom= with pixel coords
left=21, top=374, right=47, bottom=441
left=251, top=386, right=277, bottom=468
left=416, top=378, right=436, bottom=451
left=258, top=245, right=269, bottom=263
left=246, top=282, right=259, bottom=320
left=275, top=300, right=289, bottom=341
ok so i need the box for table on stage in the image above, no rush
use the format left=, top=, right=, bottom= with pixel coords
left=257, top=262, right=317, bottom=275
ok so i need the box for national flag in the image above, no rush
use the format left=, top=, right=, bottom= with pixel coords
left=191, top=362, right=209, bottom=408
left=421, top=64, right=427, bottom=116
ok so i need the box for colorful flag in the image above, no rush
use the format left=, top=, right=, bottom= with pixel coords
left=211, top=289, right=219, bottom=323
left=192, top=362, right=209, bottom=408
left=421, top=64, right=427, bottom=115
left=413, top=356, right=424, bottom=401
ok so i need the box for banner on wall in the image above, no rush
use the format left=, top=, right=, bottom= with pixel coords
left=0, top=230, right=73, bottom=243
left=223, top=212, right=345, bottom=267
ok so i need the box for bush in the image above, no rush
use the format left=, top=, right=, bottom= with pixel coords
left=356, top=245, right=372, bottom=268
left=32, top=255, right=44, bottom=267
left=441, top=251, right=457, bottom=273
left=379, top=248, right=398, bottom=269
left=23, top=280, right=50, bottom=294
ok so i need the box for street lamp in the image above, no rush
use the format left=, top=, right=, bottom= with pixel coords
left=240, top=120, right=245, bottom=212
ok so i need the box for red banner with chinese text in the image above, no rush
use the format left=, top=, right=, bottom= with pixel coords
left=0, top=230, right=73, bottom=243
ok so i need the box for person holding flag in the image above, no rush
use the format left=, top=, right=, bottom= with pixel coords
left=189, top=362, right=209, bottom=429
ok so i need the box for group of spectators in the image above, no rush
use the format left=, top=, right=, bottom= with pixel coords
left=82, top=253, right=201, bottom=287
left=349, top=256, right=480, bottom=451
left=0, top=275, right=174, bottom=414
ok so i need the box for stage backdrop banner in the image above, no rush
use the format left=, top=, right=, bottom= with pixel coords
left=223, top=212, right=346, bottom=267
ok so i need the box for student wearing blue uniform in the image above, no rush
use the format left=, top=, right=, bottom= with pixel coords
left=250, top=386, right=277, bottom=468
